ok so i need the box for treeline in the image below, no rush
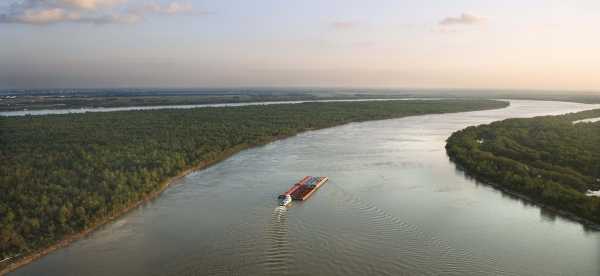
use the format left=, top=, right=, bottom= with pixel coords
left=0, top=94, right=321, bottom=112
left=0, top=100, right=507, bottom=259
left=446, top=109, right=600, bottom=225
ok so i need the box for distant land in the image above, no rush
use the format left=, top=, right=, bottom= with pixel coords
left=1, top=88, right=600, bottom=112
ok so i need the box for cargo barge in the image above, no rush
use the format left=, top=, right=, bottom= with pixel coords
left=278, top=176, right=329, bottom=205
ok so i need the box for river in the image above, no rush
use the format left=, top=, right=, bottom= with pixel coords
left=10, top=100, right=600, bottom=275
left=0, top=98, right=439, bottom=117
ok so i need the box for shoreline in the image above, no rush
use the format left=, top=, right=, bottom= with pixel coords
left=0, top=143, right=259, bottom=275
left=452, top=162, right=600, bottom=231
left=0, top=101, right=510, bottom=275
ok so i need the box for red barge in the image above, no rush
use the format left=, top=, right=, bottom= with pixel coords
left=278, top=176, right=329, bottom=205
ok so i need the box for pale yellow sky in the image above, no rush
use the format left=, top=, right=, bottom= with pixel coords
left=1, top=0, right=599, bottom=91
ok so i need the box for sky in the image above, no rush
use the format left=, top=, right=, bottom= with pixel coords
left=1, top=0, right=600, bottom=91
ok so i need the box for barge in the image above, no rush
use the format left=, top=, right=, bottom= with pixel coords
left=278, top=176, right=329, bottom=205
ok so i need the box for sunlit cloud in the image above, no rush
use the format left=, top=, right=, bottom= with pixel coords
left=15, top=8, right=73, bottom=24
left=62, top=0, right=126, bottom=10
left=0, top=0, right=197, bottom=25
left=439, top=13, right=487, bottom=26
left=142, top=2, right=193, bottom=14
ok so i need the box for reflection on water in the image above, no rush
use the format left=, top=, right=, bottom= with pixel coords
left=573, top=117, right=600, bottom=124
left=11, top=100, right=600, bottom=276
left=322, top=183, right=512, bottom=275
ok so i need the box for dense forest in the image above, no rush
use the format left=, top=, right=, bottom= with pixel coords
left=0, top=100, right=507, bottom=261
left=0, top=93, right=320, bottom=111
left=446, top=109, right=600, bottom=225
left=3, top=88, right=600, bottom=112
left=0, top=89, right=409, bottom=112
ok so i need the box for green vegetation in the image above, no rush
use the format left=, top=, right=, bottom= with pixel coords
left=0, top=90, right=409, bottom=112
left=0, top=94, right=320, bottom=111
left=0, top=100, right=506, bottom=260
left=446, top=109, right=600, bottom=225
left=0, top=95, right=317, bottom=111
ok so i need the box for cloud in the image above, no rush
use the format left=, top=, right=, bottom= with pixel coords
left=331, top=20, right=360, bottom=31
left=144, top=2, right=192, bottom=14
left=439, top=13, right=486, bottom=26
left=0, top=9, right=141, bottom=25
left=62, top=0, right=126, bottom=10
left=0, top=0, right=197, bottom=25
left=16, top=8, right=72, bottom=24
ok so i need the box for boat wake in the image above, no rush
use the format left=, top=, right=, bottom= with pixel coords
left=264, top=206, right=291, bottom=275
left=287, top=183, right=519, bottom=275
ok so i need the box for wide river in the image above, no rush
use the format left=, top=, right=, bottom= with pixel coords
left=11, top=100, right=600, bottom=276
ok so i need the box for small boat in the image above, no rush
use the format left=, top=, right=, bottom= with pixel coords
left=278, top=194, right=293, bottom=207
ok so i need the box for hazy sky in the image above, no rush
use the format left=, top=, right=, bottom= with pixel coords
left=1, top=0, right=600, bottom=91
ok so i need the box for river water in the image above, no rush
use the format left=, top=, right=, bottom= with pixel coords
left=11, top=100, right=600, bottom=276
left=0, top=98, right=439, bottom=117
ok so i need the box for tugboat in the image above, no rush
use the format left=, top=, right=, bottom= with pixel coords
left=278, top=176, right=329, bottom=207
left=278, top=194, right=293, bottom=207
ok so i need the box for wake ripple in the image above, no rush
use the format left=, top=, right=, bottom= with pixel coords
left=286, top=183, right=519, bottom=275
left=264, top=206, right=291, bottom=275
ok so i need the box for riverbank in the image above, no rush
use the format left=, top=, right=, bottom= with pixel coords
left=1, top=122, right=389, bottom=274
left=455, top=164, right=600, bottom=231
left=445, top=110, right=600, bottom=231
left=0, top=142, right=259, bottom=275
left=0, top=100, right=510, bottom=275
